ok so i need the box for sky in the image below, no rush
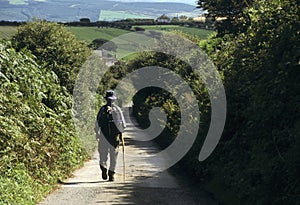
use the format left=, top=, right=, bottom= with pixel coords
left=107, top=0, right=198, bottom=6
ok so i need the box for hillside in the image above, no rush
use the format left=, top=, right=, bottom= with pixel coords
left=0, top=0, right=203, bottom=22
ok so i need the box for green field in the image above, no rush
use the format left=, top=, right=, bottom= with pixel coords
left=0, top=26, right=18, bottom=39
left=66, top=25, right=214, bottom=43
left=99, top=10, right=153, bottom=21
left=0, top=26, right=131, bottom=42
left=139, top=25, right=214, bottom=40
left=8, top=0, right=46, bottom=5
left=0, top=25, right=213, bottom=61
left=0, top=25, right=213, bottom=44
left=66, top=26, right=131, bottom=43
left=9, top=0, right=27, bottom=5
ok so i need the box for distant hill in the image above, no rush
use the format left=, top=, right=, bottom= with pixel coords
left=0, top=0, right=203, bottom=22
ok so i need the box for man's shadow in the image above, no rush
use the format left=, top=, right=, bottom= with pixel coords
left=58, top=179, right=109, bottom=185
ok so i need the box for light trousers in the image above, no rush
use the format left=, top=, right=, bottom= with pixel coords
left=98, top=136, right=119, bottom=172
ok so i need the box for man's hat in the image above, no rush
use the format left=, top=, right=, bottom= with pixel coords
left=105, top=90, right=117, bottom=100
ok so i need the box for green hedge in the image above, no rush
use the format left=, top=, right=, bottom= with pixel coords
left=0, top=40, right=88, bottom=204
left=181, top=1, right=300, bottom=204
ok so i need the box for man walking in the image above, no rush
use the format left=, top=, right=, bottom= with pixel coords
left=95, top=90, right=126, bottom=181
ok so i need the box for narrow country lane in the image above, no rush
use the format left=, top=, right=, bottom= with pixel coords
left=39, top=108, right=217, bottom=205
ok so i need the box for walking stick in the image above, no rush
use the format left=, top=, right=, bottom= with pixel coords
left=121, top=133, right=125, bottom=182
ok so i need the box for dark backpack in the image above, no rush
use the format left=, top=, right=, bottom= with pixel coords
left=98, top=105, right=123, bottom=146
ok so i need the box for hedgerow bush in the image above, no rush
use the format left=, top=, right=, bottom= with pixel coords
left=181, top=1, right=299, bottom=204
left=0, top=40, right=87, bottom=204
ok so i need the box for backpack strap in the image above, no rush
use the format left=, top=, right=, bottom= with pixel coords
left=95, top=105, right=107, bottom=132
left=113, top=105, right=126, bottom=132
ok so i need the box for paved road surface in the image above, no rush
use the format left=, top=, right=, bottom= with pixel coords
left=39, top=108, right=217, bottom=205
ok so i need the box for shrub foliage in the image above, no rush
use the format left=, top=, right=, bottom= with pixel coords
left=0, top=28, right=88, bottom=204
left=12, top=20, right=90, bottom=93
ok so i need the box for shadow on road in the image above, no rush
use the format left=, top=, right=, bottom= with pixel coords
left=58, top=179, right=104, bottom=185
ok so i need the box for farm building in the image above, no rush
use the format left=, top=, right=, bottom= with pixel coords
left=156, top=14, right=171, bottom=23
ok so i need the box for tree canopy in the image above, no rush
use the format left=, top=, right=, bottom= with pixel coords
left=12, top=20, right=90, bottom=93
left=197, top=0, right=253, bottom=36
left=193, top=0, right=300, bottom=204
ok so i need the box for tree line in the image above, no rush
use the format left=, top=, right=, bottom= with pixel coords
left=0, top=18, right=215, bottom=30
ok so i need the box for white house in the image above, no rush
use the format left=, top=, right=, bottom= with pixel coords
left=156, top=14, right=171, bottom=23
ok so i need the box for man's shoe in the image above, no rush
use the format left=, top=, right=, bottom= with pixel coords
left=102, top=171, right=108, bottom=180
left=100, top=166, right=108, bottom=180
left=108, top=175, right=114, bottom=181
left=108, top=170, right=115, bottom=181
